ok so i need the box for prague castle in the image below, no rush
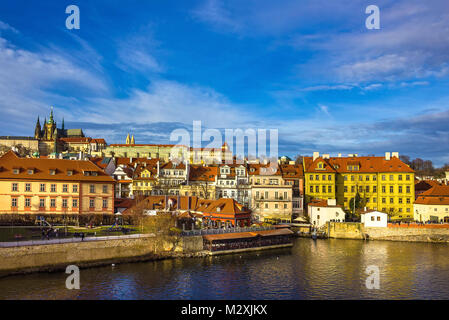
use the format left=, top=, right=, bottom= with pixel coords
left=0, top=107, right=105, bottom=157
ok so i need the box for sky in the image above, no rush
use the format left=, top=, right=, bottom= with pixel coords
left=0, top=0, right=449, bottom=164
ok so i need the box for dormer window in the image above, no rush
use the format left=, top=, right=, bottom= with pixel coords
left=67, top=170, right=73, bottom=176
left=12, top=168, right=20, bottom=175
left=92, top=172, right=98, bottom=176
left=84, top=171, right=90, bottom=176
left=49, top=169, right=56, bottom=175
left=27, top=169, right=34, bottom=175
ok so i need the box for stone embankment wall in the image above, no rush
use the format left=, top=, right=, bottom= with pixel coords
left=327, top=222, right=365, bottom=240
left=365, top=226, right=449, bottom=242
left=0, top=235, right=204, bottom=276
left=328, top=222, right=449, bottom=243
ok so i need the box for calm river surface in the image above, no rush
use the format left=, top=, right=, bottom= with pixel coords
left=1, top=238, right=448, bottom=299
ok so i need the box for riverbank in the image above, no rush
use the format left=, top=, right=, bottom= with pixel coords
left=0, top=234, right=207, bottom=278
left=327, top=222, right=449, bottom=243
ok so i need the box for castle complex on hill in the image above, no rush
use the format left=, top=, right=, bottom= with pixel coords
left=0, top=107, right=105, bottom=157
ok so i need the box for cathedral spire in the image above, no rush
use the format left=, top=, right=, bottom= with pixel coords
left=62, top=117, right=65, bottom=131
left=34, top=117, right=41, bottom=139
left=126, top=133, right=130, bottom=145
left=131, top=135, right=135, bottom=145
left=49, top=106, right=54, bottom=124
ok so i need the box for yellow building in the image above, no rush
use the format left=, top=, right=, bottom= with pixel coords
left=304, top=152, right=415, bottom=219
left=0, top=151, right=115, bottom=214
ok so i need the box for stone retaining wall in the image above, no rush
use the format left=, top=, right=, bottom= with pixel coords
left=328, top=222, right=449, bottom=243
left=0, top=235, right=204, bottom=276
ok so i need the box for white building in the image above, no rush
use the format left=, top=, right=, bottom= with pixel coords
left=361, top=210, right=388, bottom=227
left=308, top=199, right=345, bottom=228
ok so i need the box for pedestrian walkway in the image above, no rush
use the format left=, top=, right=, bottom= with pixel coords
left=0, top=233, right=153, bottom=248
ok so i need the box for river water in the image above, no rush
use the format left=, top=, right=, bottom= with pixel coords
left=1, top=238, right=448, bottom=300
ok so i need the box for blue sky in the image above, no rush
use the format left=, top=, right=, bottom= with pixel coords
left=0, top=0, right=449, bottom=164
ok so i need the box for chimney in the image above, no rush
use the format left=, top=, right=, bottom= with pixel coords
left=385, top=152, right=391, bottom=161
left=323, top=154, right=330, bottom=159
left=392, top=152, right=399, bottom=158
left=313, top=152, right=319, bottom=161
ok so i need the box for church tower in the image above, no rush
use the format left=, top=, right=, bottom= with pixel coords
left=34, top=117, right=42, bottom=139
left=126, top=133, right=130, bottom=145
left=131, top=135, right=135, bottom=145
left=44, top=107, right=57, bottom=141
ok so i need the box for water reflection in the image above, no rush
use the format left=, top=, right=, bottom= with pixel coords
left=1, top=239, right=448, bottom=300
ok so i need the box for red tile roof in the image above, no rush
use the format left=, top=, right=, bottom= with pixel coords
left=303, top=155, right=414, bottom=173
left=0, top=151, right=114, bottom=182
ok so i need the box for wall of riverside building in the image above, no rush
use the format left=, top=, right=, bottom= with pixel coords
left=0, top=235, right=205, bottom=275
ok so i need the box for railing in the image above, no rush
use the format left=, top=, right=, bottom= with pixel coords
left=0, top=233, right=153, bottom=248
left=181, top=226, right=275, bottom=237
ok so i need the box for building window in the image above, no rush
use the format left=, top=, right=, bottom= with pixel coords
left=25, top=183, right=31, bottom=192
left=322, top=186, right=326, bottom=193
left=406, top=186, right=411, bottom=193
left=398, top=186, right=402, bottom=193
left=103, top=199, right=108, bottom=208
left=382, top=175, right=386, bottom=181
left=50, top=199, right=56, bottom=208
left=40, top=184, right=46, bottom=192
left=382, top=186, right=386, bottom=193
left=373, top=186, right=377, bottom=193
left=390, top=198, right=394, bottom=204
left=73, top=199, right=78, bottom=208
left=103, top=185, right=108, bottom=193
left=73, top=185, right=78, bottom=193
left=390, top=186, right=394, bottom=193
left=11, top=198, right=17, bottom=207
left=51, top=184, right=56, bottom=192
left=328, top=186, right=332, bottom=193
left=310, top=186, right=313, bottom=193
left=406, top=175, right=410, bottom=181
left=315, top=186, right=319, bottom=192
left=25, top=198, right=31, bottom=207
left=39, top=199, right=45, bottom=208
left=12, top=183, right=18, bottom=192
left=344, top=186, right=348, bottom=192
left=62, top=199, right=68, bottom=208
left=373, top=175, right=377, bottom=181
left=90, top=185, right=95, bottom=193
left=89, top=198, right=95, bottom=208
left=63, top=184, right=68, bottom=192
left=398, top=175, right=402, bottom=181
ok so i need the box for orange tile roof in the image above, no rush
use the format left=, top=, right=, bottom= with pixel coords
left=308, top=199, right=342, bottom=208
left=303, top=155, right=414, bottom=173
left=0, top=151, right=115, bottom=182
left=415, top=185, right=449, bottom=205
left=189, top=165, right=218, bottom=182
left=203, top=228, right=293, bottom=241
left=280, top=163, right=304, bottom=179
